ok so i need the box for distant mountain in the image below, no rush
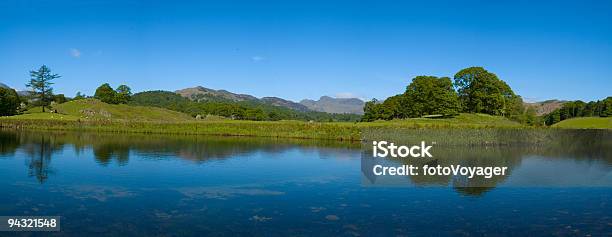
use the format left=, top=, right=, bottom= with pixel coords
left=300, top=96, right=365, bottom=115
left=524, top=100, right=567, bottom=116
left=17, top=91, right=34, bottom=97
left=175, top=86, right=310, bottom=112
left=0, top=82, right=32, bottom=100
left=261, top=97, right=309, bottom=112
left=175, top=86, right=365, bottom=114
left=176, top=86, right=257, bottom=102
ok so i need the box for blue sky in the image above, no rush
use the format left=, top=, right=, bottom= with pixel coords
left=1, top=0, right=610, bottom=102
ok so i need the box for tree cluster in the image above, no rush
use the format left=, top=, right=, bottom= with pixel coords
left=544, top=97, right=612, bottom=125
left=94, top=83, right=132, bottom=104
left=363, top=67, right=525, bottom=122
left=0, top=87, right=21, bottom=116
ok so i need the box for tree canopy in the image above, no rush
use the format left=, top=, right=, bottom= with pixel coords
left=26, top=65, right=59, bottom=112
left=362, top=75, right=460, bottom=121
left=94, top=83, right=117, bottom=104
left=405, top=76, right=459, bottom=117
left=363, top=67, right=527, bottom=122
left=115, top=85, right=132, bottom=104
left=94, top=83, right=132, bottom=104
left=53, top=94, right=67, bottom=104
left=0, top=87, right=21, bottom=116
left=453, top=67, right=519, bottom=116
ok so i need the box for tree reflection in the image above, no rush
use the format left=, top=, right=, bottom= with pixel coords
left=21, top=135, right=63, bottom=183
left=93, top=144, right=130, bottom=166
left=0, top=131, right=20, bottom=156
left=28, top=137, right=52, bottom=183
left=64, top=133, right=357, bottom=165
left=0, top=130, right=67, bottom=184
left=453, top=187, right=493, bottom=196
left=0, top=130, right=359, bottom=184
left=361, top=128, right=612, bottom=196
left=361, top=145, right=523, bottom=196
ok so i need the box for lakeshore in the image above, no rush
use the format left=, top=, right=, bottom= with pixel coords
left=0, top=112, right=526, bottom=141
left=1, top=112, right=610, bottom=141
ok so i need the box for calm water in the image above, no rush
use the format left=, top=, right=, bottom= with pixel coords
left=0, top=129, right=610, bottom=236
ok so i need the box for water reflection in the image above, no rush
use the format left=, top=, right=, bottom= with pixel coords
left=1, top=130, right=360, bottom=183
left=2, top=129, right=611, bottom=191
left=17, top=135, right=64, bottom=183
left=361, top=128, right=612, bottom=192
left=0, top=129, right=610, bottom=236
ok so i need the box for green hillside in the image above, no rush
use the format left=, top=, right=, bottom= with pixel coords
left=130, top=90, right=362, bottom=122
left=552, top=117, right=612, bottom=129
left=20, top=99, right=194, bottom=122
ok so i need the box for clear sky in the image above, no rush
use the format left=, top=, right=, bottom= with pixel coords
left=1, top=0, right=610, bottom=102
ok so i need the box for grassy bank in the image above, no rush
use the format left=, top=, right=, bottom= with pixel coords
left=363, top=113, right=522, bottom=129
left=552, top=117, right=612, bottom=129
left=0, top=113, right=524, bottom=141
left=0, top=118, right=361, bottom=140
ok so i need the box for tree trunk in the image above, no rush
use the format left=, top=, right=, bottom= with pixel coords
left=41, top=89, right=45, bottom=112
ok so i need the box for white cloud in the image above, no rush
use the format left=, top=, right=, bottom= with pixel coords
left=522, top=96, right=540, bottom=103
left=335, top=92, right=360, bottom=99
left=251, top=56, right=265, bottom=62
left=69, top=48, right=81, bottom=58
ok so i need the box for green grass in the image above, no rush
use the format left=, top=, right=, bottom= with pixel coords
left=363, top=113, right=523, bottom=128
left=0, top=100, right=532, bottom=140
left=6, top=112, right=83, bottom=121
left=0, top=119, right=361, bottom=140
left=23, top=99, right=194, bottom=122
left=552, top=117, right=612, bottom=129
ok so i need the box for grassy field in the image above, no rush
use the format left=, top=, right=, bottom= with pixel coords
left=0, top=118, right=361, bottom=140
left=27, top=99, right=195, bottom=122
left=552, top=117, right=612, bottom=129
left=0, top=99, right=538, bottom=140
left=364, top=113, right=522, bottom=129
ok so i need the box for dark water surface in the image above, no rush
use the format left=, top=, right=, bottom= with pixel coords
left=0, top=129, right=610, bottom=236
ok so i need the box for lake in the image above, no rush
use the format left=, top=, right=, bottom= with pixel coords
left=0, top=129, right=610, bottom=236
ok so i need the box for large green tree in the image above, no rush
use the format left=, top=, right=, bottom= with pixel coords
left=381, top=94, right=408, bottom=119
left=0, top=87, right=21, bottom=116
left=453, top=67, right=520, bottom=116
left=362, top=99, right=381, bottom=122
left=94, top=83, right=117, bottom=104
left=404, top=76, right=459, bottom=117
left=27, top=65, right=59, bottom=112
left=115, top=85, right=132, bottom=104
left=53, top=94, right=67, bottom=104
left=362, top=76, right=460, bottom=121
left=601, top=97, right=612, bottom=117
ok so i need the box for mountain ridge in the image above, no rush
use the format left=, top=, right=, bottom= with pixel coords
left=175, top=86, right=257, bottom=102
left=175, top=86, right=310, bottom=113
left=300, top=96, right=365, bottom=115
left=175, top=86, right=366, bottom=114
left=524, top=99, right=567, bottom=116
